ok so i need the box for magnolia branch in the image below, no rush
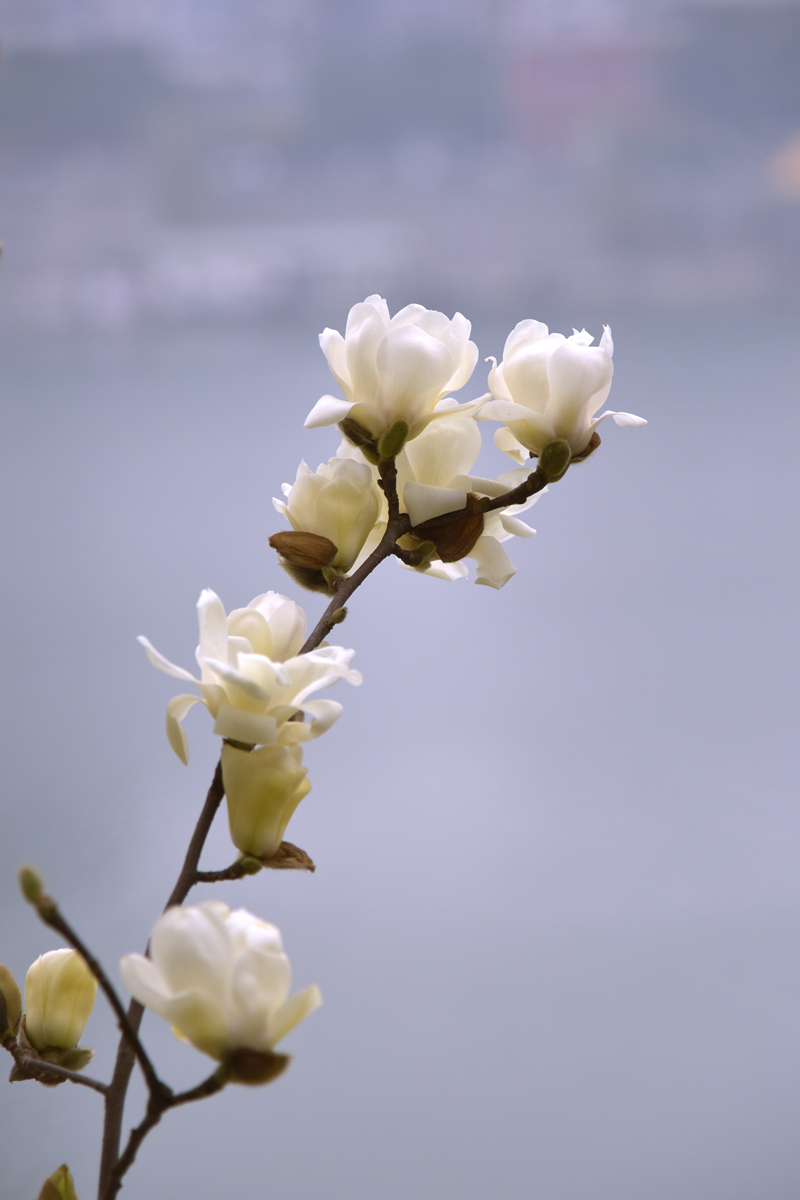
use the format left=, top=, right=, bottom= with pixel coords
left=97, top=761, right=226, bottom=1199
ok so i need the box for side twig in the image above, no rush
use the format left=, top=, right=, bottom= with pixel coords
left=30, top=892, right=167, bottom=1103
left=3, top=1032, right=108, bottom=1095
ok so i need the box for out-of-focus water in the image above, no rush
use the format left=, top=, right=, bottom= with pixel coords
left=1, top=308, right=799, bottom=1200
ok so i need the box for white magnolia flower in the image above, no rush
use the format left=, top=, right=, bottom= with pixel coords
left=24, top=950, right=97, bottom=1052
left=221, top=742, right=312, bottom=859
left=305, top=295, right=480, bottom=443
left=397, top=418, right=543, bottom=589
left=479, top=321, right=645, bottom=461
left=273, top=457, right=381, bottom=572
left=120, top=902, right=321, bottom=1062
left=139, top=590, right=361, bottom=764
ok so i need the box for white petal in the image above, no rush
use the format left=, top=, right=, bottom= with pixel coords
left=212, top=705, right=278, bottom=746
left=468, top=536, right=517, bottom=589
left=498, top=514, right=537, bottom=538
left=138, top=636, right=198, bottom=684
left=305, top=395, right=354, bottom=429
left=279, top=699, right=343, bottom=742
left=197, top=590, right=228, bottom=665
left=404, top=482, right=467, bottom=526
left=319, top=328, right=353, bottom=403
left=267, top=984, right=322, bottom=1048
left=166, top=694, right=204, bottom=764
left=595, top=409, right=647, bottom=428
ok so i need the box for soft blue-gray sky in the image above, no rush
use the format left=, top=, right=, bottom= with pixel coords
left=1, top=309, right=799, bottom=1199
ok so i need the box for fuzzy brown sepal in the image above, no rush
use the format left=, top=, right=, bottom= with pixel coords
left=571, top=431, right=601, bottom=461
left=258, top=842, right=316, bottom=872
left=338, top=418, right=380, bottom=463
left=277, top=561, right=336, bottom=594
left=222, top=1048, right=290, bottom=1086
left=410, top=493, right=485, bottom=562
left=269, top=531, right=338, bottom=569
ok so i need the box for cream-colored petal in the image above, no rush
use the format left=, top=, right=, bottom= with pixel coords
left=267, top=984, right=322, bottom=1047
left=166, top=694, right=205, bottom=765
left=468, top=536, right=517, bottom=589
left=138, top=636, right=199, bottom=684
left=304, top=395, right=354, bottom=429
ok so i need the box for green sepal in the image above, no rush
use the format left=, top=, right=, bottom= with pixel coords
left=538, top=440, right=571, bottom=481
left=378, top=420, right=409, bottom=459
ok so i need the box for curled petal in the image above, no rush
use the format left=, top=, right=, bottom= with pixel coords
left=268, top=984, right=323, bottom=1047
left=138, top=636, right=198, bottom=684
left=498, top=514, right=537, bottom=538
left=305, top=395, right=354, bottom=429
left=468, top=536, right=517, bottom=589
left=212, top=705, right=279, bottom=746
left=166, top=694, right=205, bottom=765
left=594, top=409, right=647, bottom=429
left=279, top=699, right=344, bottom=743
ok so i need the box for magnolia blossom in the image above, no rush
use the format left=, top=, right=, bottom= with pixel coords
left=479, top=321, right=645, bottom=461
left=139, top=590, right=361, bottom=764
left=273, top=457, right=381, bottom=572
left=120, top=902, right=321, bottom=1062
left=346, top=416, right=540, bottom=588
left=221, top=742, right=312, bottom=859
left=305, top=295, right=480, bottom=443
left=24, top=950, right=97, bottom=1052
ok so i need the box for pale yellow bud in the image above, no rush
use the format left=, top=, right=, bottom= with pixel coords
left=0, top=963, right=22, bottom=1035
left=24, top=950, right=97, bottom=1052
left=221, top=743, right=312, bottom=860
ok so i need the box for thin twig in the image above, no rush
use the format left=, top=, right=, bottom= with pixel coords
left=4, top=1034, right=108, bottom=1095
left=34, top=900, right=167, bottom=1102
left=102, top=1071, right=226, bottom=1200
left=97, top=761, right=226, bottom=1199
left=164, top=758, right=226, bottom=909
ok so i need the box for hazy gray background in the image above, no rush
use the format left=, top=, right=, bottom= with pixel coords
left=1, top=2, right=800, bottom=1199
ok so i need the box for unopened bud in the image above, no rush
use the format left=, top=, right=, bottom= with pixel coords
left=571, top=430, right=602, bottom=462
left=222, top=1047, right=290, bottom=1086
left=19, top=865, right=45, bottom=906
left=329, top=606, right=347, bottom=625
left=0, top=964, right=22, bottom=1035
left=36, top=1163, right=80, bottom=1200
left=269, top=531, right=337, bottom=569
left=377, top=419, right=409, bottom=459
left=538, top=440, right=571, bottom=481
left=406, top=539, right=437, bottom=568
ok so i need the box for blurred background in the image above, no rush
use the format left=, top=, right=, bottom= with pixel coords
left=1, top=1, right=799, bottom=1198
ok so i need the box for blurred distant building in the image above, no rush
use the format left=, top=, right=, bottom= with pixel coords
left=1, top=0, right=800, bottom=330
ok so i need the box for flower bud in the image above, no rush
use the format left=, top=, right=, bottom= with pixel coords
left=269, top=531, right=338, bottom=569
left=19, top=865, right=45, bottom=905
left=24, top=950, right=97, bottom=1052
left=36, top=1164, right=79, bottom=1200
left=0, top=964, right=22, bottom=1036
left=378, top=419, right=409, bottom=459
left=538, top=439, right=571, bottom=482
left=273, top=458, right=381, bottom=573
left=222, top=743, right=312, bottom=860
